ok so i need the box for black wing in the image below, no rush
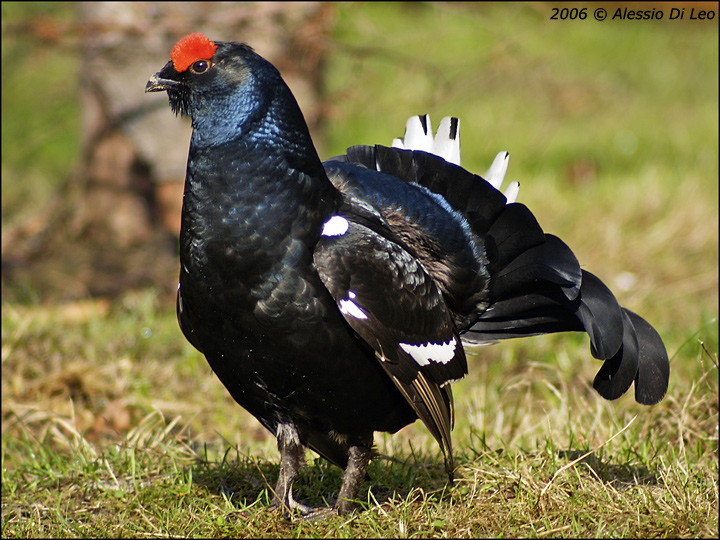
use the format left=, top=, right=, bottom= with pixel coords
left=313, top=213, right=467, bottom=477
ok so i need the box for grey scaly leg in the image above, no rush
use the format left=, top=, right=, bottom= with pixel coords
left=335, top=445, right=372, bottom=515
left=273, top=423, right=313, bottom=516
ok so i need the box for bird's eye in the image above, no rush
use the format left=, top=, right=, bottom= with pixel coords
left=190, top=60, right=211, bottom=74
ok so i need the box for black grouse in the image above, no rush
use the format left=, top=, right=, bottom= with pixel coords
left=146, top=33, right=670, bottom=516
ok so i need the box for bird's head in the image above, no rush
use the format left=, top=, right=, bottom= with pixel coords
left=146, top=33, right=298, bottom=144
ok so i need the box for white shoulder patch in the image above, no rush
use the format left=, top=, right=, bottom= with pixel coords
left=321, top=215, right=349, bottom=237
left=339, top=293, right=368, bottom=320
left=399, top=339, right=456, bottom=366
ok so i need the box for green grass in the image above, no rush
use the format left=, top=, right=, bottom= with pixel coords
left=2, top=2, right=718, bottom=538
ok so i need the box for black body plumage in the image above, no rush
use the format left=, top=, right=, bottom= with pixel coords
left=147, top=36, right=669, bottom=516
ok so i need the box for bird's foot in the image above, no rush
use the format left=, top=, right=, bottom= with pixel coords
left=270, top=493, right=358, bottom=520
left=269, top=489, right=315, bottom=519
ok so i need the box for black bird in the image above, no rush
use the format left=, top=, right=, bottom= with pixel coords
left=146, top=33, right=669, bottom=516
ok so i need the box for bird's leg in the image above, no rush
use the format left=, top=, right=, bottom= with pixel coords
left=272, top=423, right=313, bottom=516
left=334, top=444, right=372, bottom=515
left=272, top=426, right=372, bottom=518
